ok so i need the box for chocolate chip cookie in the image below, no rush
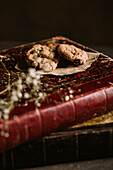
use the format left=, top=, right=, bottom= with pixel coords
left=57, top=44, right=88, bottom=66
left=26, top=44, right=59, bottom=72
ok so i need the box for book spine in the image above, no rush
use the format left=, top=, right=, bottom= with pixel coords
left=0, top=85, right=113, bottom=152
left=0, top=125, right=113, bottom=169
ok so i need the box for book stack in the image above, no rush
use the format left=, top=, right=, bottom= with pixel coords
left=0, top=36, right=113, bottom=169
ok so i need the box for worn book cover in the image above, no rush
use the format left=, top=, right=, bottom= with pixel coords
left=0, top=111, right=113, bottom=169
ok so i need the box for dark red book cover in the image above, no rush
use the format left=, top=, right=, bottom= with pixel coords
left=1, top=114, right=113, bottom=169
left=0, top=36, right=113, bottom=152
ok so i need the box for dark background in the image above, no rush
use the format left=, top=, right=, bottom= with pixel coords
left=0, top=1, right=113, bottom=169
left=0, top=0, right=113, bottom=47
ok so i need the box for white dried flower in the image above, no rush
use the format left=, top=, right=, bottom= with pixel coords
left=1, top=131, right=5, bottom=136
left=26, top=76, right=32, bottom=84
left=78, top=89, right=81, bottom=92
left=17, top=84, right=23, bottom=90
left=69, top=90, right=74, bottom=94
left=35, top=102, right=41, bottom=107
left=33, top=79, right=38, bottom=86
left=3, top=114, right=9, bottom=120
left=28, top=68, right=36, bottom=78
left=39, top=92, right=43, bottom=98
left=24, top=93, right=30, bottom=99
left=65, top=95, right=70, bottom=101
left=21, top=72, right=26, bottom=78
left=5, top=132, right=9, bottom=138
left=36, top=74, right=40, bottom=80
left=17, top=92, right=22, bottom=98
left=0, top=100, right=7, bottom=105
left=70, top=94, right=73, bottom=98
left=11, top=95, right=18, bottom=102
left=49, top=87, right=53, bottom=92
left=3, top=109, right=9, bottom=114
left=17, top=78, right=22, bottom=84
left=12, top=90, right=17, bottom=96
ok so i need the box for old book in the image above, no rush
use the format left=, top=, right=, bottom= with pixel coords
left=0, top=111, right=113, bottom=169
left=0, top=36, right=113, bottom=153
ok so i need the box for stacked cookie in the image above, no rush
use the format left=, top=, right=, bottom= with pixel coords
left=26, top=43, right=88, bottom=72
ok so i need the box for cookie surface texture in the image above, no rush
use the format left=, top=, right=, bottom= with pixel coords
left=26, top=44, right=59, bottom=71
left=57, top=44, right=88, bottom=66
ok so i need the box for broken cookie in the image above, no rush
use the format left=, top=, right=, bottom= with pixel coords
left=57, top=44, right=88, bottom=66
left=26, top=44, right=59, bottom=72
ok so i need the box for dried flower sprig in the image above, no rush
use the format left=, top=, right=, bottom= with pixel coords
left=0, top=56, right=11, bottom=95
left=0, top=55, right=76, bottom=138
left=0, top=68, right=46, bottom=137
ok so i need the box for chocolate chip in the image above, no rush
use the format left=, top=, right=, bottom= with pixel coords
left=30, top=50, right=36, bottom=54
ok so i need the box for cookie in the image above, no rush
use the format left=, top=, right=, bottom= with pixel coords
left=48, top=43, right=59, bottom=51
left=57, top=44, right=88, bottom=66
left=26, top=44, right=59, bottom=71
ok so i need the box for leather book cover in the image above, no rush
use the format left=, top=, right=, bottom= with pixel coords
left=0, top=111, right=113, bottom=169
left=0, top=36, right=113, bottom=153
